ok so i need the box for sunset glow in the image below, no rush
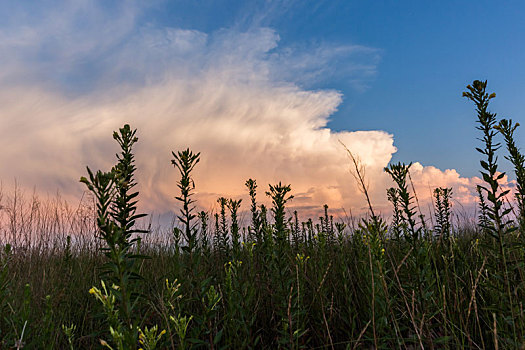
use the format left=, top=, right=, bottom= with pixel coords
left=4, top=3, right=525, bottom=348
left=0, top=1, right=522, bottom=218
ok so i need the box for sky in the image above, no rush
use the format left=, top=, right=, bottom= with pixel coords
left=0, top=0, right=523, bottom=218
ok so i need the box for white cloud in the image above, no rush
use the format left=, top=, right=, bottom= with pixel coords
left=0, top=1, right=494, bottom=220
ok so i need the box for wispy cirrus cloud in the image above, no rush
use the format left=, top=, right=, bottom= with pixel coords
left=0, top=1, right=488, bottom=218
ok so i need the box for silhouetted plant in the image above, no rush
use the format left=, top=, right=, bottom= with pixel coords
left=385, top=161, right=437, bottom=345
left=80, top=169, right=115, bottom=244
left=112, top=125, right=148, bottom=247
left=408, top=170, right=429, bottom=237
left=433, top=187, right=452, bottom=241
left=259, top=204, right=268, bottom=237
left=227, top=199, right=242, bottom=255
left=334, top=221, right=346, bottom=243
left=217, top=197, right=229, bottom=253
left=111, top=125, right=149, bottom=327
left=341, top=143, right=381, bottom=228
left=306, top=218, right=314, bottom=245
left=385, top=162, right=419, bottom=241
left=8, top=83, right=525, bottom=348
left=320, top=204, right=335, bottom=243
left=340, top=142, right=392, bottom=347
left=266, top=182, right=293, bottom=244
left=495, top=118, right=525, bottom=233
left=464, top=80, right=518, bottom=342
left=387, top=187, right=403, bottom=239
left=463, top=81, right=513, bottom=239
left=171, top=148, right=201, bottom=253
left=198, top=211, right=209, bottom=250
left=291, top=210, right=301, bottom=249
left=80, top=124, right=148, bottom=348
left=476, top=185, right=491, bottom=234
left=213, top=212, right=220, bottom=251
left=245, top=179, right=261, bottom=243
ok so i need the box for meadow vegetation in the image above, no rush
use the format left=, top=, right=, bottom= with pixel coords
left=1, top=80, right=525, bottom=348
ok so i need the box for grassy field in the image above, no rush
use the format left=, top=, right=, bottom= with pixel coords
left=1, top=80, right=525, bottom=349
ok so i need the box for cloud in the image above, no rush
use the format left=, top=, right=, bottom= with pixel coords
left=0, top=1, right=141, bottom=91
left=406, top=163, right=517, bottom=218
left=0, top=1, right=496, bottom=220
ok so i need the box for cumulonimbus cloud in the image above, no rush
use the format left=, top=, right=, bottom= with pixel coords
left=0, top=1, right=495, bottom=220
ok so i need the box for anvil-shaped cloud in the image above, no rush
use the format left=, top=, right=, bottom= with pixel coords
left=0, top=1, right=489, bottom=219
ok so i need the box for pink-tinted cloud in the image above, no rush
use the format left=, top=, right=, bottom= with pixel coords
left=0, top=1, right=505, bottom=222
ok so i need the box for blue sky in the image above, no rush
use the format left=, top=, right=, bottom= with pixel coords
left=141, top=0, right=525, bottom=178
left=0, top=0, right=522, bottom=214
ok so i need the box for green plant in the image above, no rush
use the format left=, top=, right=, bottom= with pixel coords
left=81, top=124, right=148, bottom=348
left=89, top=281, right=130, bottom=350
left=200, top=284, right=222, bottom=348
left=39, top=295, right=55, bottom=349
left=222, top=259, right=255, bottom=347
left=464, top=80, right=519, bottom=344
left=159, top=278, right=193, bottom=349
left=0, top=244, right=12, bottom=346
left=61, top=323, right=76, bottom=350
left=138, top=325, right=166, bottom=350
left=6, top=96, right=525, bottom=349
left=171, top=314, right=193, bottom=350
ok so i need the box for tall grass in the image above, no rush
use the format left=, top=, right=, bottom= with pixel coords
left=1, top=80, right=525, bottom=348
